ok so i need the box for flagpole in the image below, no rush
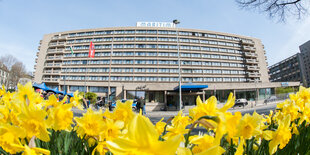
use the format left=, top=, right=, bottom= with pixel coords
left=107, top=38, right=113, bottom=106
left=63, top=48, right=67, bottom=94
left=84, top=42, right=92, bottom=98
left=64, top=45, right=73, bottom=94
left=84, top=58, right=87, bottom=97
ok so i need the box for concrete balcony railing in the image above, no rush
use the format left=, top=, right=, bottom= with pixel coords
left=246, top=59, right=258, bottom=64
left=47, top=56, right=63, bottom=60
left=51, top=78, right=60, bottom=82
left=247, top=72, right=261, bottom=77
left=44, top=63, right=62, bottom=67
left=45, top=63, right=53, bottom=66
left=42, top=78, right=51, bottom=81
left=47, top=49, right=64, bottom=53
left=49, top=42, right=65, bottom=47
left=42, top=78, right=59, bottom=82
left=246, top=65, right=260, bottom=70
left=241, top=39, right=255, bottom=45
left=244, top=52, right=258, bottom=57
left=49, top=43, right=57, bottom=46
left=51, top=36, right=67, bottom=40
left=47, top=56, right=54, bottom=60
left=243, top=46, right=256, bottom=51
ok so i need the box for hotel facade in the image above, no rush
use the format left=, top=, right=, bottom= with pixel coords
left=33, top=22, right=299, bottom=110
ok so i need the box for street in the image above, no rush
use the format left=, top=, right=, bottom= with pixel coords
left=147, top=103, right=277, bottom=124
left=73, top=100, right=279, bottom=124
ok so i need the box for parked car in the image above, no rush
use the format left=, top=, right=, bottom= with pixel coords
left=111, top=99, right=137, bottom=111
left=264, top=96, right=277, bottom=104
left=234, top=99, right=248, bottom=108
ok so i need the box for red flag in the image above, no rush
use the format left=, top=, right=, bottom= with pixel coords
left=89, top=41, right=95, bottom=58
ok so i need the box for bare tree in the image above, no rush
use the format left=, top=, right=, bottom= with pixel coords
left=0, top=54, right=17, bottom=70
left=236, top=0, right=309, bottom=22
left=0, top=55, right=29, bottom=89
left=9, top=61, right=27, bottom=89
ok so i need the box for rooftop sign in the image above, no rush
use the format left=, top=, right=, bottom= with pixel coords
left=136, top=22, right=176, bottom=28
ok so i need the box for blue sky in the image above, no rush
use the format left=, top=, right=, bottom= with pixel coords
left=0, top=0, right=309, bottom=72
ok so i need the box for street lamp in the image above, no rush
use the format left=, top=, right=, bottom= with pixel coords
left=173, top=19, right=182, bottom=110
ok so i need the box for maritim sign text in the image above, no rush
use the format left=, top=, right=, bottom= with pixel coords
left=136, top=22, right=176, bottom=28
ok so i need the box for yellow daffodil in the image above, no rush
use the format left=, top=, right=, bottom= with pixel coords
left=111, top=100, right=134, bottom=125
left=155, top=117, right=166, bottom=135
left=189, top=96, right=218, bottom=122
left=172, top=110, right=191, bottom=127
left=46, top=103, right=73, bottom=131
left=235, top=138, right=245, bottom=155
left=219, top=93, right=235, bottom=112
left=0, top=91, right=14, bottom=106
left=102, top=118, right=124, bottom=141
left=196, top=145, right=225, bottom=155
left=281, top=102, right=300, bottom=121
left=107, top=113, right=181, bottom=154
left=18, top=104, right=50, bottom=142
left=269, top=115, right=292, bottom=155
left=176, top=147, right=192, bottom=155
left=70, top=91, right=84, bottom=110
left=190, top=134, right=215, bottom=154
left=92, top=141, right=109, bottom=155
left=300, top=102, right=310, bottom=124
left=44, top=94, right=61, bottom=108
left=22, top=145, right=50, bottom=155
left=164, top=123, right=189, bottom=141
left=15, top=82, right=37, bottom=104
left=0, top=105, right=9, bottom=123
left=236, top=111, right=264, bottom=139
left=0, top=85, right=5, bottom=97
left=74, top=108, right=106, bottom=138
left=226, top=112, right=242, bottom=144
left=164, top=109, right=191, bottom=141
left=0, top=123, right=26, bottom=154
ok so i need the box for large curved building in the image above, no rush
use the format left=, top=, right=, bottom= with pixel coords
left=33, top=22, right=298, bottom=110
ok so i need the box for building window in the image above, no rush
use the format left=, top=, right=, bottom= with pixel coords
left=146, top=91, right=164, bottom=103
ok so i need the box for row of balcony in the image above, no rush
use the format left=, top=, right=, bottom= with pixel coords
left=244, top=52, right=258, bottom=57
left=247, top=72, right=261, bottom=77
left=42, top=78, right=60, bottom=82
left=246, top=65, right=260, bottom=70
left=245, top=59, right=258, bottom=64
left=47, top=49, right=65, bottom=53
left=45, top=63, right=62, bottom=67
left=240, top=40, right=255, bottom=45
left=242, top=46, right=256, bottom=51
left=43, top=70, right=61, bottom=74
left=49, top=42, right=65, bottom=47
left=51, top=36, right=67, bottom=40
left=47, top=56, right=63, bottom=60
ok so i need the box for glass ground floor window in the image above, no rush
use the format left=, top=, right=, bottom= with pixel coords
left=145, top=91, right=164, bottom=103
left=235, top=90, right=256, bottom=101
left=70, top=86, right=86, bottom=92
left=126, top=91, right=145, bottom=99
left=259, top=88, right=272, bottom=100
left=167, top=93, right=203, bottom=107
left=205, top=90, right=233, bottom=103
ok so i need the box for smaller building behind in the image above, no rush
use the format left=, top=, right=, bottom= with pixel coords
left=268, top=40, right=310, bottom=87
